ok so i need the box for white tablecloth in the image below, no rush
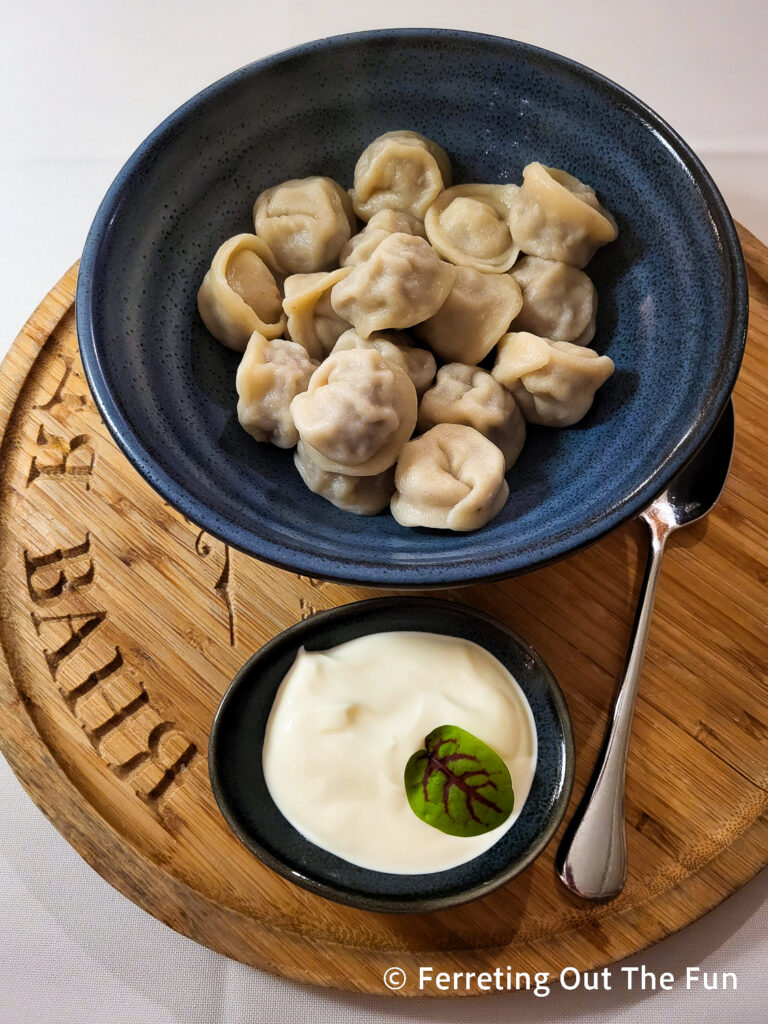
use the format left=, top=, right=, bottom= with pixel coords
left=2, top=2, right=767, bottom=1020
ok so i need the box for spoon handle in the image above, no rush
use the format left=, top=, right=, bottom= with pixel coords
left=555, top=522, right=668, bottom=900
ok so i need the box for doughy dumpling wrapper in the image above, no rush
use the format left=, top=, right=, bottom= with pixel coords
left=507, top=163, right=618, bottom=268
left=413, top=265, right=522, bottom=364
left=350, top=130, right=452, bottom=222
left=283, top=267, right=352, bottom=361
left=253, top=176, right=356, bottom=275
left=511, top=256, right=597, bottom=345
left=425, top=184, right=520, bottom=273
left=340, top=209, right=426, bottom=267
left=330, top=233, right=456, bottom=338
left=290, top=347, right=418, bottom=476
left=198, top=234, right=285, bottom=351
left=418, top=364, right=526, bottom=470
left=492, top=331, right=614, bottom=427
left=391, top=423, right=509, bottom=532
left=236, top=333, right=318, bottom=448
left=294, top=441, right=395, bottom=515
left=332, top=328, right=436, bottom=395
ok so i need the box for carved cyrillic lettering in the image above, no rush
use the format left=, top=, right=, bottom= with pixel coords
left=60, top=647, right=150, bottom=734
left=62, top=647, right=151, bottom=751
left=34, top=356, right=88, bottom=411
left=31, top=610, right=106, bottom=680
left=139, top=723, right=197, bottom=803
left=27, top=425, right=95, bottom=489
left=215, top=545, right=235, bottom=647
left=145, top=724, right=196, bottom=802
left=195, top=529, right=236, bottom=646
left=24, top=535, right=94, bottom=604
left=22, top=521, right=198, bottom=813
left=96, top=701, right=157, bottom=773
left=68, top=663, right=197, bottom=807
left=109, top=722, right=197, bottom=805
left=90, top=690, right=150, bottom=741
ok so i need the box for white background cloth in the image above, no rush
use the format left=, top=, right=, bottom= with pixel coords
left=1, top=2, right=767, bottom=1021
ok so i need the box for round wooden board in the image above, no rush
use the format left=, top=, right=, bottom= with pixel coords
left=0, top=228, right=767, bottom=997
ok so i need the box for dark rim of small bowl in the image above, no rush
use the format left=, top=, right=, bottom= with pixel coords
left=76, top=29, right=748, bottom=588
left=207, top=596, right=575, bottom=913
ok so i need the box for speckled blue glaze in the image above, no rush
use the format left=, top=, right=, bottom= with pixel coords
left=208, top=598, right=574, bottom=912
left=76, top=29, right=747, bottom=587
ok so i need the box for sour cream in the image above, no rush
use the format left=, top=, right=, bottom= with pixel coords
left=262, top=631, right=538, bottom=874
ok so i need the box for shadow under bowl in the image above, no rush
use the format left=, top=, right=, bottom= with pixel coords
left=208, top=597, right=574, bottom=914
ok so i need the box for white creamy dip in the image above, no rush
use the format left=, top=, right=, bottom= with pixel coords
left=262, top=631, right=538, bottom=873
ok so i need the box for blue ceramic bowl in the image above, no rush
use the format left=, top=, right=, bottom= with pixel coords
left=208, top=597, right=574, bottom=912
left=76, top=30, right=747, bottom=587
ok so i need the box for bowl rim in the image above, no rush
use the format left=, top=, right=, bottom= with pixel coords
left=207, top=595, right=575, bottom=913
left=75, top=28, right=749, bottom=588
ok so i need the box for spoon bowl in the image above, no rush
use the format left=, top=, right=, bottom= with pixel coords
left=660, top=400, right=736, bottom=528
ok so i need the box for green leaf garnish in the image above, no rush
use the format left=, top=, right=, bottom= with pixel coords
left=404, top=724, right=514, bottom=837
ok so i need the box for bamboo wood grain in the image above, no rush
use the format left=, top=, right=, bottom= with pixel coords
left=0, top=228, right=766, bottom=995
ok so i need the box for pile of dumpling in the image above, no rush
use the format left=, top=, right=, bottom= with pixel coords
left=198, top=130, right=617, bottom=532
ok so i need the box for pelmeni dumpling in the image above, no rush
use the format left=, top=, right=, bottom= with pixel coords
left=507, top=163, right=618, bottom=268
left=290, top=348, right=417, bottom=476
left=236, top=333, right=317, bottom=448
left=253, top=177, right=356, bottom=275
left=282, top=267, right=352, bottom=360
left=340, top=209, right=426, bottom=267
left=511, top=256, right=597, bottom=345
left=413, top=265, right=522, bottom=364
left=197, top=234, right=286, bottom=351
left=492, top=331, right=614, bottom=427
left=332, top=328, right=436, bottom=395
left=294, top=441, right=395, bottom=515
left=330, top=233, right=456, bottom=338
left=424, top=184, right=520, bottom=273
left=391, top=424, right=509, bottom=531
left=350, top=130, right=452, bottom=222
left=418, top=364, right=526, bottom=470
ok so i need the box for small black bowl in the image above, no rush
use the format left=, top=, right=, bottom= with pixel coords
left=208, top=597, right=574, bottom=914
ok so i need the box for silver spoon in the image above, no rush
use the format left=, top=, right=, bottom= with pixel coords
left=555, top=399, right=735, bottom=900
